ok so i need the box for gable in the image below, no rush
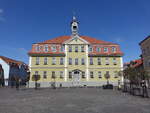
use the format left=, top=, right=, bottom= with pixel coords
left=64, top=36, right=89, bottom=45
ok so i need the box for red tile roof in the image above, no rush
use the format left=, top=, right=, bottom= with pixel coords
left=124, top=59, right=143, bottom=68
left=0, top=56, right=24, bottom=65
left=38, top=35, right=117, bottom=45
left=132, top=59, right=143, bottom=68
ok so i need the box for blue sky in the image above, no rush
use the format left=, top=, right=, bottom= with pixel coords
left=0, top=0, right=150, bottom=64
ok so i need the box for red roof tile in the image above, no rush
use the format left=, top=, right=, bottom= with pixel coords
left=0, top=56, right=24, bottom=65
left=38, top=35, right=117, bottom=45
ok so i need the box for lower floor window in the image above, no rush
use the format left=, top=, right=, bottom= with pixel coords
left=43, top=71, right=47, bottom=79
left=98, top=71, right=102, bottom=78
left=82, top=72, right=85, bottom=78
left=60, top=71, right=64, bottom=79
left=69, top=72, right=72, bottom=78
left=90, top=71, right=94, bottom=78
left=52, top=71, right=56, bottom=78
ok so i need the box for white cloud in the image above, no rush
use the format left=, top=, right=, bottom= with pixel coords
left=114, top=37, right=124, bottom=43
left=0, top=9, right=3, bottom=14
left=0, top=9, right=5, bottom=22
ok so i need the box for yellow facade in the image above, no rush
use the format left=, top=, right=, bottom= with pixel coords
left=28, top=17, right=123, bottom=87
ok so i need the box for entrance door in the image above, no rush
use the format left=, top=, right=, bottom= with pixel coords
left=72, top=71, right=80, bottom=86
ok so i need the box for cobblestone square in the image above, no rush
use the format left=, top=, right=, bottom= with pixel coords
left=0, top=88, right=150, bottom=113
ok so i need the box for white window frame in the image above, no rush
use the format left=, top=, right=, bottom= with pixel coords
left=75, top=45, right=78, bottom=52
left=43, top=71, right=47, bottom=79
left=81, top=58, right=85, bottom=65
left=104, top=47, right=108, bottom=53
left=44, top=45, right=49, bottom=52
left=81, top=45, right=84, bottom=52
left=112, top=47, right=116, bottom=53
left=105, top=58, right=109, bottom=65
left=98, top=71, right=102, bottom=78
left=44, top=57, right=48, bottom=65
left=60, top=57, right=64, bottom=65
left=97, top=57, right=101, bottom=65
left=69, top=58, right=72, bottom=65
left=69, top=45, right=72, bottom=52
left=52, top=57, right=56, bottom=65
left=89, top=46, right=93, bottom=52
left=36, top=57, right=40, bottom=65
left=96, top=47, right=101, bottom=52
left=90, top=57, right=93, bottom=65
left=60, top=71, right=64, bottom=79
left=75, top=58, right=78, bottom=65
left=51, top=45, right=57, bottom=52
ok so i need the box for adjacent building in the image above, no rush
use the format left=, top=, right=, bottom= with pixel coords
left=139, top=36, right=150, bottom=75
left=0, top=56, right=28, bottom=86
left=28, top=17, right=124, bottom=87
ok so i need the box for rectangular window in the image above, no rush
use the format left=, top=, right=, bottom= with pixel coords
left=114, top=71, right=118, bottom=78
left=89, top=46, right=93, bottom=52
left=69, top=71, right=72, bottom=78
left=35, top=45, right=40, bottom=52
left=60, top=45, right=64, bottom=52
left=69, top=45, right=72, bottom=52
left=96, top=47, right=101, bottom=52
left=35, top=71, right=38, bottom=75
left=98, top=71, right=102, bottom=78
left=43, top=71, right=47, bottom=79
left=60, top=57, right=64, bottom=65
left=105, top=58, right=109, bottom=65
left=44, top=45, right=49, bottom=52
left=52, top=57, right=56, bottom=65
left=75, top=46, right=78, bottom=52
left=52, top=71, right=55, bottom=78
left=97, top=57, right=101, bottom=65
left=113, top=58, right=117, bottom=65
left=112, top=47, right=116, bottom=53
left=69, top=58, right=72, bottom=65
left=81, top=58, right=85, bottom=65
left=60, top=71, right=64, bottom=79
left=90, top=71, right=94, bottom=78
left=104, top=47, right=108, bottom=53
left=82, top=72, right=85, bottom=78
left=81, top=45, right=84, bottom=52
left=75, top=58, right=78, bottom=65
left=36, top=57, right=40, bottom=65
left=44, top=57, right=48, bottom=65
left=51, top=46, right=57, bottom=52
left=90, top=57, right=93, bottom=65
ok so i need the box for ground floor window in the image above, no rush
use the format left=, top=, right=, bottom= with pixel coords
left=69, top=71, right=72, bottom=78
left=43, top=71, right=47, bottom=79
left=90, top=71, right=94, bottom=78
left=52, top=71, right=56, bottom=78
left=82, top=72, right=85, bottom=78
left=60, top=71, right=64, bottom=79
left=98, top=71, right=102, bottom=78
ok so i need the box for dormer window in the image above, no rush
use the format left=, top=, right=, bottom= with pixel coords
left=35, top=45, right=40, bottom=52
left=51, top=45, right=56, bottom=52
left=89, top=46, right=93, bottom=52
left=60, top=45, right=64, bottom=52
left=104, top=47, right=108, bottom=53
left=44, top=45, right=49, bottom=52
left=112, top=47, right=116, bottom=53
left=96, top=47, right=101, bottom=52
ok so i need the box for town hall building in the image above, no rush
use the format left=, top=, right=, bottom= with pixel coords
left=28, top=17, right=124, bottom=87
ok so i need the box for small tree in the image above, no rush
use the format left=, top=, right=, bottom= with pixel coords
left=104, top=72, right=110, bottom=85
left=32, top=74, right=40, bottom=89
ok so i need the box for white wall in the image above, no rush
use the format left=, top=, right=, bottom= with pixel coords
left=0, top=58, right=10, bottom=85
